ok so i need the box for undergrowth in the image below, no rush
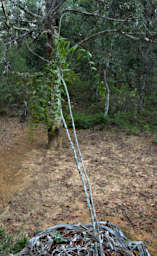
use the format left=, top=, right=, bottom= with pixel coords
left=65, top=108, right=157, bottom=138
left=0, top=228, right=28, bottom=255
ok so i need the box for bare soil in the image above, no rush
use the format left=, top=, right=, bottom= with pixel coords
left=0, top=117, right=157, bottom=255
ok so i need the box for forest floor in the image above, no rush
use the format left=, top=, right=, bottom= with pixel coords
left=0, top=116, right=157, bottom=255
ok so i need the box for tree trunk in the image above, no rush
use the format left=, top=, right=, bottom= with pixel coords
left=48, top=120, right=63, bottom=149
left=45, top=0, right=63, bottom=149
left=103, top=69, right=110, bottom=117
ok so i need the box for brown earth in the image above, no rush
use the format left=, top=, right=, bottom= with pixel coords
left=0, top=117, right=157, bottom=255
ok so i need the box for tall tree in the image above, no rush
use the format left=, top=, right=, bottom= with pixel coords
left=0, top=0, right=67, bottom=148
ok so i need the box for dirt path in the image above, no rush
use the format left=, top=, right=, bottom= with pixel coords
left=0, top=117, right=157, bottom=255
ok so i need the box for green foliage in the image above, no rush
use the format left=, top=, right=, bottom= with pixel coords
left=0, top=0, right=157, bottom=137
left=64, top=111, right=135, bottom=134
left=0, top=39, right=46, bottom=113
left=109, top=112, right=139, bottom=135
left=65, top=112, right=108, bottom=129
left=53, top=231, right=67, bottom=244
left=0, top=73, right=28, bottom=113
left=26, top=36, right=78, bottom=129
left=22, top=36, right=96, bottom=132
left=64, top=105, right=157, bottom=136
left=0, top=228, right=28, bottom=255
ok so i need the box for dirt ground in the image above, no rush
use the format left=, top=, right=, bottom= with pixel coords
left=0, top=117, right=157, bottom=255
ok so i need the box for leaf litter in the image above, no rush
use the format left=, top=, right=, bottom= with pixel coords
left=10, top=222, right=151, bottom=256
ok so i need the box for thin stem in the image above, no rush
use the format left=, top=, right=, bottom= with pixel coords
left=59, top=71, right=104, bottom=256
left=60, top=108, right=99, bottom=254
left=104, top=69, right=110, bottom=117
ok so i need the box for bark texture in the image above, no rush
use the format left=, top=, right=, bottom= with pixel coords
left=45, top=0, right=63, bottom=149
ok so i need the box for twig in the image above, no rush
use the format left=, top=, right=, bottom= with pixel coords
left=25, top=41, right=49, bottom=63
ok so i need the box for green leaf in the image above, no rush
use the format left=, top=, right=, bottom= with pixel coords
left=90, top=67, right=97, bottom=71
left=63, top=68, right=71, bottom=72
left=89, top=61, right=95, bottom=65
left=86, top=51, right=92, bottom=58
left=71, top=44, right=78, bottom=53
left=53, top=232, right=67, bottom=244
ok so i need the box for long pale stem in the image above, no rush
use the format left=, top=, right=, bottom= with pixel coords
left=59, top=70, right=104, bottom=256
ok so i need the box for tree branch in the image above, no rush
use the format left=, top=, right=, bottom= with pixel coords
left=62, top=9, right=133, bottom=23
left=51, top=0, right=67, bottom=15
left=25, top=41, right=49, bottom=63
left=1, top=0, right=10, bottom=28
left=0, top=1, right=39, bottom=34
left=76, top=29, right=154, bottom=47
left=5, top=31, right=33, bottom=46
left=13, top=2, right=41, bottom=19
left=77, top=29, right=120, bottom=46
left=12, top=25, right=30, bottom=32
left=44, top=0, right=67, bottom=25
